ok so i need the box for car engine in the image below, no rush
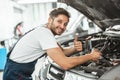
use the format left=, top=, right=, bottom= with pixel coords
left=65, top=32, right=120, bottom=80
left=54, top=32, right=120, bottom=80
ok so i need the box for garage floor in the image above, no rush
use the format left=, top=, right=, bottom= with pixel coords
left=0, top=71, right=3, bottom=80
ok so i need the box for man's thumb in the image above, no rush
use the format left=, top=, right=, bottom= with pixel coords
left=74, top=33, right=79, bottom=41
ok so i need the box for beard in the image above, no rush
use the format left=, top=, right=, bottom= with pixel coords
left=51, top=25, right=64, bottom=35
left=49, top=19, right=65, bottom=35
left=50, top=22, right=57, bottom=35
left=50, top=21, right=63, bottom=35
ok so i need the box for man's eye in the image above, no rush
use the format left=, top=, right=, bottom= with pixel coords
left=64, top=23, right=68, bottom=27
left=58, top=20, right=62, bottom=24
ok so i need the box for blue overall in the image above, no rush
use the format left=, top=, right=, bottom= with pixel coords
left=3, top=58, right=37, bottom=80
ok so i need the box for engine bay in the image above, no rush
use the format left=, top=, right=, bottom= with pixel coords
left=62, top=33, right=120, bottom=79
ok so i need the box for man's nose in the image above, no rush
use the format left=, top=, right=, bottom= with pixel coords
left=60, top=24, right=65, bottom=29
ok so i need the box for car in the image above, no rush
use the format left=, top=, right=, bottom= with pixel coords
left=45, top=0, right=120, bottom=80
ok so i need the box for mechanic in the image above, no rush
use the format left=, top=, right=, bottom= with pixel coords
left=14, top=21, right=24, bottom=38
left=3, top=8, right=101, bottom=80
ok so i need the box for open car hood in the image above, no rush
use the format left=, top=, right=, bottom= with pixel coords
left=58, top=0, right=120, bottom=31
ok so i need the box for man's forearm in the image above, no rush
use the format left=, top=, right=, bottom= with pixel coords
left=63, top=47, right=77, bottom=56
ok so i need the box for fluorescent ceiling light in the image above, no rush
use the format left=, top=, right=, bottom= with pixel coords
left=17, top=0, right=57, bottom=4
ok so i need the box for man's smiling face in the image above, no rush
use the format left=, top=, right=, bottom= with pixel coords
left=48, top=14, right=69, bottom=35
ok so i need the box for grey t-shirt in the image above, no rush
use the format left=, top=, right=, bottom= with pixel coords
left=10, top=25, right=58, bottom=63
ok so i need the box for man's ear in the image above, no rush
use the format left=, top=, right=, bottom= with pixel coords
left=48, top=17, right=52, bottom=23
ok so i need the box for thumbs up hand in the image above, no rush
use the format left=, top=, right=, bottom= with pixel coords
left=74, top=33, right=83, bottom=52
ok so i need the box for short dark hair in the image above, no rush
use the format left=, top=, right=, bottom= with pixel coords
left=49, top=8, right=70, bottom=19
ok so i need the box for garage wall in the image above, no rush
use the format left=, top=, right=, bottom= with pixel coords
left=23, top=3, right=53, bottom=32
left=0, top=0, right=14, bottom=41
left=0, top=0, right=54, bottom=42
